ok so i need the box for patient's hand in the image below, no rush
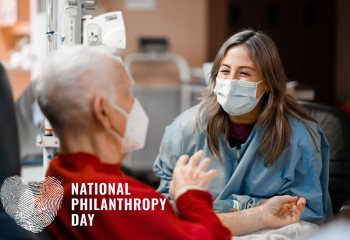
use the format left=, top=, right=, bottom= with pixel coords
left=169, top=150, right=219, bottom=200
left=262, top=196, right=306, bottom=229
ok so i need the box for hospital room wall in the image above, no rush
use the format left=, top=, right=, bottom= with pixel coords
left=98, top=0, right=350, bottom=104
left=207, top=0, right=350, bottom=106
left=0, top=0, right=31, bottom=100
left=97, top=0, right=209, bottom=84
left=208, top=0, right=337, bottom=105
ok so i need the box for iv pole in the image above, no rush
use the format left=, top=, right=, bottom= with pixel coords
left=39, top=0, right=59, bottom=175
left=38, top=0, right=126, bottom=176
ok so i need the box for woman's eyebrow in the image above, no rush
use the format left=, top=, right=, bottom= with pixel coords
left=239, top=66, right=255, bottom=71
left=220, top=64, right=231, bottom=68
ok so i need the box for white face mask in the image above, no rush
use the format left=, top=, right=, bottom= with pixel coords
left=214, top=78, right=265, bottom=116
left=109, top=98, right=149, bottom=154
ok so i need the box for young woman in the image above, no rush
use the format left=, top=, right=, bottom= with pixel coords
left=153, top=29, right=332, bottom=225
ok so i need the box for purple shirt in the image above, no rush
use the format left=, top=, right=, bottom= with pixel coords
left=228, top=121, right=255, bottom=148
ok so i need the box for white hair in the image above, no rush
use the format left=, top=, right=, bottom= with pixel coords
left=36, top=45, right=120, bottom=136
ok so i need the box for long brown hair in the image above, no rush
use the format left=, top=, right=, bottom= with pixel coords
left=196, top=29, right=318, bottom=167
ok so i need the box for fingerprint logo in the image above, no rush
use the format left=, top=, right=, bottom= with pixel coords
left=0, top=176, right=64, bottom=233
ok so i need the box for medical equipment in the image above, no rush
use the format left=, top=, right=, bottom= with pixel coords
left=59, top=0, right=126, bottom=49
left=37, top=0, right=127, bottom=175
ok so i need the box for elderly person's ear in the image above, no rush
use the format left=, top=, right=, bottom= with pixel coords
left=93, top=95, right=112, bottom=130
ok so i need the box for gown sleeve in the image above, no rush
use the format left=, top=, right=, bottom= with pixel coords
left=213, top=196, right=268, bottom=213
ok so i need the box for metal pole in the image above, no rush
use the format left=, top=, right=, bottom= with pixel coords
left=43, top=0, right=57, bottom=175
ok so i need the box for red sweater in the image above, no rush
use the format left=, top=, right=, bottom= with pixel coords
left=46, top=152, right=232, bottom=240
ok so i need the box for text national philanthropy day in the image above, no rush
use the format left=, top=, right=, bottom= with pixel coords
left=71, top=183, right=167, bottom=226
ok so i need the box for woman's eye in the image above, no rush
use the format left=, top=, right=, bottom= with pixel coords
left=240, top=71, right=250, bottom=76
left=220, top=70, right=230, bottom=73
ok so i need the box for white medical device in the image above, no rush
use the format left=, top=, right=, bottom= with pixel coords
left=60, top=0, right=126, bottom=50
left=83, top=12, right=126, bottom=49
left=37, top=0, right=126, bottom=175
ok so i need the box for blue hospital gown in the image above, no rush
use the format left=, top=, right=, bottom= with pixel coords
left=153, top=105, right=333, bottom=224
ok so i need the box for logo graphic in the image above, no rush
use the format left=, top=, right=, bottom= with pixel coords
left=0, top=176, right=64, bottom=233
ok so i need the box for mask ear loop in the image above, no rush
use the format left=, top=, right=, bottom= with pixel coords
left=257, top=80, right=269, bottom=93
left=255, top=80, right=266, bottom=98
left=109, top=127, right=124, bottom=141
left=109, top=101, right=129, bottom=142
left=259, top=91, right=266, bottom=98
left=110, top=102, right=129, bottom=117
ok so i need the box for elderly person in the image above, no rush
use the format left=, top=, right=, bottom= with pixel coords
left=36, top=46, right=305, bottom=240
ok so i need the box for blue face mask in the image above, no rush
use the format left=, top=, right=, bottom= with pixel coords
left=214, top=77, right=265, bottom=116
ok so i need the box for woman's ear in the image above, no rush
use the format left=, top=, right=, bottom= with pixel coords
left=92, top=95, right=111, bottom=130
left=263, top=80, right=269, bottom=92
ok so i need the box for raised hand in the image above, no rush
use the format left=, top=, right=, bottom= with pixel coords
left=169, top=150, right=219, bottom=200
